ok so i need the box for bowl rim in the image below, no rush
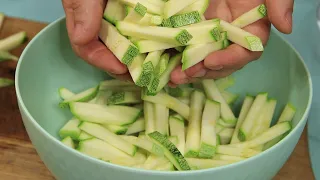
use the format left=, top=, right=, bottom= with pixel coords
left=15, top=16, right=313, bottom=175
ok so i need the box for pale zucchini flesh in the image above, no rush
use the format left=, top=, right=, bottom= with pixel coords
left=202, top=79, right=237, bottom=125
left=103, top=0, right=126, bottom=24
left=230, top=95, right=254, bottom=144
left=142, top=90, right=190, bottom=119
left=220, top=20, right=264, bottom=51
left=116, top=21, right=193, bottom=45
left=238, top=92, right=268, bottom=141
left=58, top=118, right=81, bottom=140
left=99, top=20, right=139, bottom=65
left=231, top=4, right=267, bottom=28
left=79, top=122, right=137, bottom=156
left=148, top=131, right=191, bottom=171
left=0, top=31, right=28, bottom=51
left=70, top=102, right=142, bottom=126
left=185, top=90, right=205, bottom=157
left=199, top=100, right=220, bottom=158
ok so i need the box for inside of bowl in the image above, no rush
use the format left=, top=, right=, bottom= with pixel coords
left=17, top=18, right=311, bottom=140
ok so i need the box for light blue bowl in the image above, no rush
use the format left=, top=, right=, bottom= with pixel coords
left=15, top=17, right=313, bottom=180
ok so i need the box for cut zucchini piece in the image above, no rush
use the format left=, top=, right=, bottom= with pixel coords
left=107, top=91, right=142, bottom=105
left=238, top=92, right=268, bottom=141
left=215, top=124, right=225, bottom=134
left=99, top=19, right=139, bottom=65
left=177, top=0, right=210, bottom=15
left=70, top=102, right=142, bottom=125
left=120, top=135, right=165, bottom=156
left=218, top=128, right=234, bottom=145
left=185, top=90, right=205, bottom=158
left=127, top=53, right=150, bottom=87
left=182, top=38, right=226, bottom=70
left=222, top=91, right=239, bottom=105
left=91, top=90, right=113, bottom=105
left=182, top=20, right=221, bottom=45
left=59, top=118, right=81, bottom=140
left=134, top=39, right=178, bottom=53
left=124, top=3, right=147, bottom=22
left=61, top=136, right=75, bottom=148
left=78, top=131, right=94, bottom=141
left=250, top=99, right=277, bottom=140
left=103, top=0, right=126, bottom=24
left=155, top=104, right=170, bottom=136
left=58, top=87, right=75, bottom=100
left=277, top=103, right=296, bottom=123
left=216, top=76, right=236, bottom=91
left=169, top=116, right=185, bottom=154
left=263, top=103, right=296, bottom=150
left=59, top=86, right=99, bottom=108
left=116, top=21, right=193, bottom=45
left=79, top=122, right=137, bottom=156
left=229, top=122, right=291, bottom=149
left=77, top=138, right=141, bottom=166
left=0, top=51, right=18, bottom=61
left=143, top=14, right=163, bottom=26
left=155, top=53, right=170, bottom=76
left=143, top=154, right=170, bottom=170
left=125, top=117, right=145, bottom=135
left=103, top=124, right=128, bottom=135
left=155, top=161, right=175, bottom=171
left=140, top=50, right=164, bottom=86
left=169, top=11, right=202, bottom=28
left=0, top=78, right=14, bottom=88
left=216, top=145, right=260, bottom=158
left=166, top=86, right=193, bottom=98
left=0, top=31, right=28, bottom=51
left=230, top=95, right=254, bottom=144
left=142, top=90, right=190, bottom=119
left=202, top=79, right=237, bottom=125
left=186, top=158, right=233, bottom=170
left=148, top=131, right=191, bottom=171
left=119, top=0, right=164, bottom=15
left=231, top=4, right=267, bottom=28
left=213, top=154, right=246, bottom=162
left=144, top=101, right=155, bottom=134
left=218, top=118, right=234, bottom=128
left=199, top=100, right=220, bottom=158
left=163, top=0, right=198, bottom=19
left=220, top=20, right=264, bottom=51
left=148, top=53, right=182, bottom=95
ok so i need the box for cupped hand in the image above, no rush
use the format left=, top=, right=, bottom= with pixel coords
left=169, top=0, right=294, bottom=86
left=62, top=0, right=131, bottom=81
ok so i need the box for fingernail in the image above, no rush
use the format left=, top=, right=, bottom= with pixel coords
left=192, top=69, right=207, bottom=77
left=285, top=10, right=292, bottom=28
left=210, top=65, right=223, bottom=70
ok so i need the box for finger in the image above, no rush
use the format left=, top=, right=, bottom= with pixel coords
left=170, top=65, right=191, bottom=85
left=266, top=0, right=294, bottom=34
left=62, top=0, right=106, bottom=45
left=168, top=81, right=178, bottom=88
left=204, top=17, right=270, bottom=70
left=184, top=62, right=209, bottom=77
left=203, top=69, right=235, bottom=79
left=72, top=39, right=128, bottom=74
left=205, top=0, right=232, bottom=21
left=107, top=71, right=133, bottom=82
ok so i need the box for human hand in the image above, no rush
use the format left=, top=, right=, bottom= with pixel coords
left=62, top=0, right=131, bottom=81
left=169, top=0, right=294, bottom=86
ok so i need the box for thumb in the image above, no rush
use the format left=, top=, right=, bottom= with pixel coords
left=266, top=0, right=294, bottom=34
left=62, top=0, right=106, bottom=45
